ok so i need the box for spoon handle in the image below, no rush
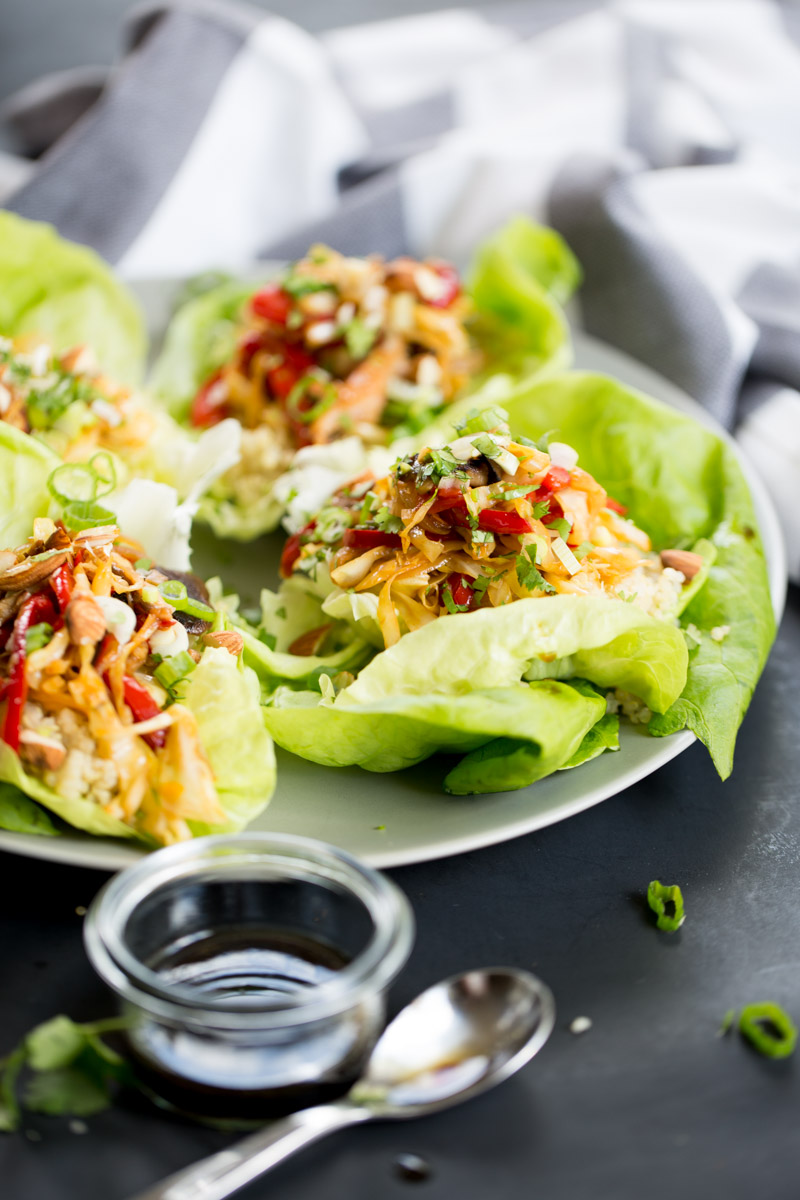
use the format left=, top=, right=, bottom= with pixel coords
left=128, top=1103, right=369, bottom=1200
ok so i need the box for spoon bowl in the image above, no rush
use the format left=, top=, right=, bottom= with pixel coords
left=353, top=968, right=555, bottom=1116
left=131, top=967, right=555, bottom=1200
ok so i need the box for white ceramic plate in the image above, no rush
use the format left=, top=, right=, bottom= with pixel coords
left=0, top=330, right=786, bottom=872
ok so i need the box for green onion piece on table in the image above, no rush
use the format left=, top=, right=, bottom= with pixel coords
left=738, top=1003, right=797, bottom=1059
left=646, top=880, right=685, bottom=932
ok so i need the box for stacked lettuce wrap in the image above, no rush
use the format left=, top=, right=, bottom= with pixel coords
left=222, top=373, right=774, bottom=793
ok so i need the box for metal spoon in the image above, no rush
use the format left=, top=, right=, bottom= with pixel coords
left=130, top=968, right=555, bottom=1200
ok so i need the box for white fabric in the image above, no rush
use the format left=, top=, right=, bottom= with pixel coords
left=119, top=17, right=367, bottom=276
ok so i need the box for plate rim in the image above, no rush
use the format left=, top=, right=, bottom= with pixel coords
left=0, top=329, right=786, bottom=872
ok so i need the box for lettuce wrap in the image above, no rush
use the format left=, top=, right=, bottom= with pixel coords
left=240, top=371, right=772, bottom=793
left=0, top=648, right=275, bottom=843
left=149, top=218, right=580, bottom=540
left=0, top=213, right=146, bottom=385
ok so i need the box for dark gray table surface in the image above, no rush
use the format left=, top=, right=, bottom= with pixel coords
left=1, top=585, right=798, bottom=1200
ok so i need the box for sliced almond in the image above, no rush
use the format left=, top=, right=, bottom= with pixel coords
left=202, top=630, right=244, bottom=658
left=660, top=549, right=704, bottom=580
left=66, top=593, right=107, bottom=645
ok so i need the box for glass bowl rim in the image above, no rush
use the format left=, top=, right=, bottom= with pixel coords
left=83, top=832, right=415, bottom=1030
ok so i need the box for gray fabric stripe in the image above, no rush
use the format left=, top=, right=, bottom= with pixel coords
left=261, top=170, right=408, bottom=261
left=0, top=66, right=108, bottom=158
left=738, top=260, right=800, bottom=392
left=6, top=7, right=249, bottom=263
left=548, top=155, right=743, bottom=427
left=358, top=90, right=455, bottom=158
left=124, top=0, right=261, bottom=54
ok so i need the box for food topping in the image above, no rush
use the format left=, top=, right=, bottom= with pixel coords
left=0, top=337, right=155, bottom=458
left=189, top=247, right=478, bottom=450
left=281, top=408, right=704, bottom=648
left=0, top=513, right=241, bottom=844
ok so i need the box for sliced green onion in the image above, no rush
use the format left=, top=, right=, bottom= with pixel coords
left=738, top=1003, right=797, bottom=1059
left=286, top=376, right=337, bottom=425
left=88, top=451, right=117, bottom=498
left=647, top=880, right=685, bottom=932
left=61, top=501, right=116, bottom=532
left=154, top=651, right=197, bottom=692
left=25, top=623, right=54, bottom=654
left=158, top=579, right=214, bottom=621
left=47, top=464, right=98, bottom=506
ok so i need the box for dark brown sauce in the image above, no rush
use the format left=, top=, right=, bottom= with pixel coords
left=125, top=928, right=375, bottom=1123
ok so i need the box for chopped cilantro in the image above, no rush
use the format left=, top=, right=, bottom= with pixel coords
left=441, top=583, right=470, bottom=614
left=472, top=433, right=501, bottom=459
left=516, top=546, right=556, bottom=594
left=374, top=506, right=403, bottom=534
left=470, top=530, right=494, bottom=544
left=531, top=499, right=551, bottom=520
left=453, top=406, right=510, bottom=437
left=549, top=517, right=572, bottom=541
left=471, top=574, right=494, bottom=601
left=134, top=557, right=152, bottom=571
left=418, top=447, right=465, bottom=485
left=573, top=542, right=593, bottom=560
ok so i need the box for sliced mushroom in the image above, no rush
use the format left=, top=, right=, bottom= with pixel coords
left=660, top=549, right=705, bottom=580
left=0, top=549, right=70, bottom=591
left=19, top=730, right=67, bottom=772
left=202, top=630, right=244, bottom=658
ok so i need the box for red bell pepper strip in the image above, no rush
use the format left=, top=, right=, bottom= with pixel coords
left=50, top=563, right=74, bottom=612
left=477, top=509, right=532, bottom=535
left=541, top=466, right=571, bottom=492
left=446, top=573, right=476, bottom=610
left=269, top=344, right=315, bottom=402
left=122, top=676, right=167, bottom=750
left=190, top=370, right=227, bottom=428
left=237, top=329, right=266, bottom=373
left=280, top=521, right=316, bottom=579
left=606, top=497, right=628, bottom=515
left=250, top=285, right=292, bottom=325
left=2, top=593, right=57, bottom=752
left=342, top=528, right=403, bottom=551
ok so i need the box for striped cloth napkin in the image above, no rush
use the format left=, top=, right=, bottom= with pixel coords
left=1, top=0, right=798, bottom=582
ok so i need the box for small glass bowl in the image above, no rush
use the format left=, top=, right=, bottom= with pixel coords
left=84, top=833, right=414, bottom=1125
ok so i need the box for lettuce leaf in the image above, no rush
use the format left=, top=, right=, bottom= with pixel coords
left=0, top=783, right=60, bottom=836
left=501, top=371, right=776, bottom=776
left=0, top=649, right=274, bottom=843
left=264, top=680, right=604, bottom=779
left=341, top=596, right=687, bottom=715
left=259, top=597, right=685, bottom=791
left=178, top=647, right=276, bottom=834
left=0, top=213, right=146, bottom=384
left=0, top=423, right=59, bottom=548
